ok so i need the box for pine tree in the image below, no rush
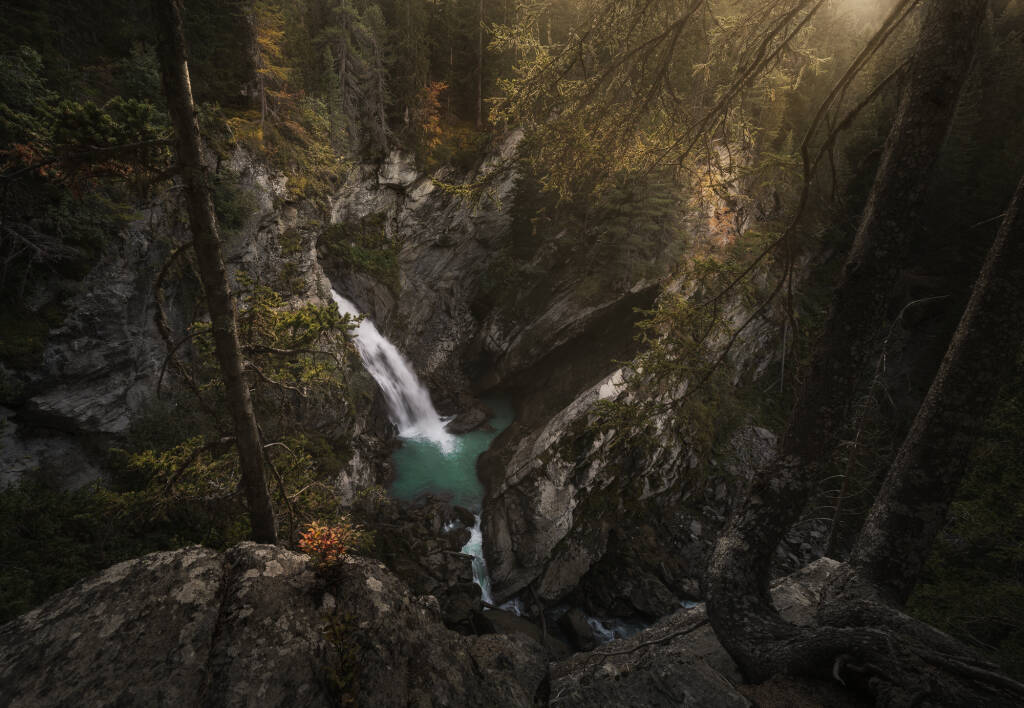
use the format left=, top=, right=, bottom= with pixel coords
left=250, top=0, right=293, bottom=130
left=151, top=0, right=278, bottom=545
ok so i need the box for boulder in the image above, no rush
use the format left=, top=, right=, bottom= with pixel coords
left=484, top=609, right=572, bottom=659
left=453, top=504, right=478, bottom=527
left=0, top=543, right=548, bottom=707
left=557, top=608, right=598, bottom=652
left=445, top=405, right=489, bottom=434
left=353, top=495, right=484, bottom=632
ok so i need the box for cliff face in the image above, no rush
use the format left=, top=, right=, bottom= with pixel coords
left=306, top=141, right=794, bottom=614
left=320, top=140, right=803, bottom=616
left=0, top=148, right=392, bottom=500
left=479, top=271, right=800, bottom=611
left=2, top=137, right=791, bottom=626
left=325, top=137, right=663, bottom=425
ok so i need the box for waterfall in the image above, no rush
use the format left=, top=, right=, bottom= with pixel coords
left=331, top=289, right=496, bottom=602
left=461, top=515, right=493, bottom=605
left=330, top=290, right=456, bottom=454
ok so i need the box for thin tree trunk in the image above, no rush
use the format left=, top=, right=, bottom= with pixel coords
left=260, top=77, right=267, bottom=130
left=705, top=0, right=986, bottom=682
left=339, top=15, right=349, bottom=113
left=151, top=0, right=278, bottom=544
left=850, top=172, right=1024, bottom=604
left=477, top=0, right=483, bottom=129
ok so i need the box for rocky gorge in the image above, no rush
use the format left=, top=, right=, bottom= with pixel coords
left=1, top=137, right=812, bottom=700
left=319, top=139, right=801, bottom=623
left=5, top=0, right=1024, bottom=703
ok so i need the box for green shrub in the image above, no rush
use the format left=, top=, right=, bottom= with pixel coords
left=320, top=214, right=398, bottom=289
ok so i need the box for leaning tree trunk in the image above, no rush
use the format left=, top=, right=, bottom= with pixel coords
left=705, top=0, right=986, bottom=683
left=848, top=172, right=1024, bottom=605
left=151, top=0, right=278, bottom=544
left=810, top=172, right=1024, bottom=706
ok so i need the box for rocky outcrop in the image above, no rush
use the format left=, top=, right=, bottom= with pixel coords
left=218, top=150, right=393, bottom=501
left=325, top=136, right=523, bottom=413
left=549, top=558, right=842, bottom=707
left=1, top=148, right=392, bottom=499
left=482, top=291, right=786, bottom=607
left=0, top=218, right=176, bottom=486
left=18, top=226, right=167, bottom=436
left=468, top=146, right=798, bottom=613
left=0, top=543, right=548, bottom=707
left=482, top=368, right=633, bottom=601
left=353, top=493, right=486, bottom=634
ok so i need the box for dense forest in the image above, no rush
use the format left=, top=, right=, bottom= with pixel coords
left=1, top=0, right=1024, bottom=706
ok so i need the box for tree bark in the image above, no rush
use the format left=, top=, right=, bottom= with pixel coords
left=705, top=0, right=986, bottom=683
left=151, top=0, right=278, bottom=544
left=850, top=172, right=1024, bottom=604
left=477, top=0, right=484, bottom=129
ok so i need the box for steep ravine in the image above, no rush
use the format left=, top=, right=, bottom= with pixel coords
left=319, top=143, right=807, bottom=628
left=322, top=139, right=665, bottom=431
left=2, top=138, right=790, bottom=645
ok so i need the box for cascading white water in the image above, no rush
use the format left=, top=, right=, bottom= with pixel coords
left=330, top=290, right=494, bottom=599
left=330, top=290, right=456, bottom=454
left=461, top=515, right=493, bottom=605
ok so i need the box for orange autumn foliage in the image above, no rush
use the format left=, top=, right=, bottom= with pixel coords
left=298, top=518, right=365, bottom=568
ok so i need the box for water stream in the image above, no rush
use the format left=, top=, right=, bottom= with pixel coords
left=330, top=290, right=510, bottom=602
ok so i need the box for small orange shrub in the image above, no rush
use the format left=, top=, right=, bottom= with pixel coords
left=298, top=518, right=364, bottom=568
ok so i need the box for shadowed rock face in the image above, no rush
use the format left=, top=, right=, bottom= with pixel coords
left=2, top=148, right=392, bottom=497
left=0, top=543, right=547, bottom=707
left=548, top=559, right=841, bottom=707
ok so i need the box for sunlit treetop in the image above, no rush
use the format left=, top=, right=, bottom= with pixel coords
left=490, top=0, right=906, bottom=200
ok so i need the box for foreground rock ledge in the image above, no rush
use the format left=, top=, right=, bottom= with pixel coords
left=0, top=543, right=547, bottom=707
left=0, top=546, right=857, bottom=707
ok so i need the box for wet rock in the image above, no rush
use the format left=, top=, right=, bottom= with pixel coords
left=447, top=526, right=472, bottom=551
left=353, top=495, right=483, bottom=633
left=558, top=608, right=598, bottom=652
left=0, top=543, right=548, bottom=707
left=485, top=609, right=572, bottom=659
left=445, top=405, right=489, bottom=434
left=453, top=504, right=477, bottom=527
